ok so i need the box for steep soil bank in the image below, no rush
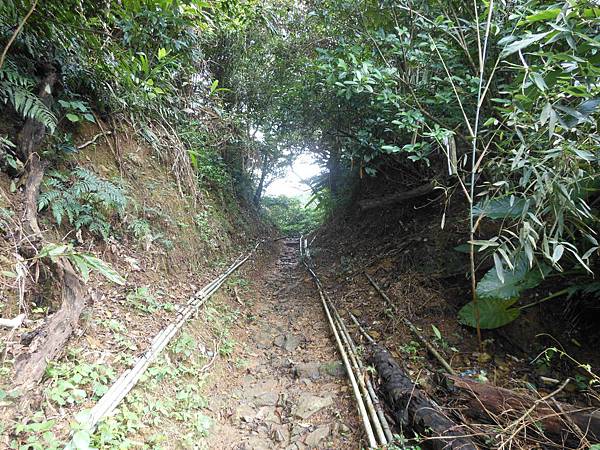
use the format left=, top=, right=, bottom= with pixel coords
left=308, top=185, right=600, bottom=448
left=0, top=120, right=267, bottom=447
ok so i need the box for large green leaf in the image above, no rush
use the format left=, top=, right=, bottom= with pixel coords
left=522, top=9, right=561, bottom=24
left=476, top=256, right=545, bottom=300
left=38, top=243, right=125, bottom=285
left=473, top=196, right=528, bottom=220
left=77, top=254, right=126, bottom=285
left=458, top=298, right=521, bottom=329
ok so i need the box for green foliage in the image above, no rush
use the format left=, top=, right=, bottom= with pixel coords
left=46, top=350, right=116, bottom=407
left=458, top=298, right=521, bottom=330
left=477, top=257, right=548, bottom=301
left=262, top=195, right=322, bottom=236
left=218, top=0, right=599, bottom=329
left=193, top=210, right=214, bottom=242
left=11, top=412, right=62, bottom=450
left=126, top=286, right=173, bottom=314
left=172, top=332, right=196, bottom=358
left=127, top=218, right=152, bottom=241
left=38, top=243, right=126, bottom=285
left=58, top=99, right=95, bottom=124
left=0, top=64, right=57, bottom=132
left=38, top=168, right=126, bottom=239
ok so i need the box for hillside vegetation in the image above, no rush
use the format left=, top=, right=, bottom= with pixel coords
left=0, top=0, right=599, bottom=449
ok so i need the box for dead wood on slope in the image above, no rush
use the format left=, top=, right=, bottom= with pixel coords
left=358, top=182, right=434, bottom=211
left=13, top=64, right=89, bottom=389
left=370, top=346, right=478, bottom=450
left=445, top=374, right=600, bottom=448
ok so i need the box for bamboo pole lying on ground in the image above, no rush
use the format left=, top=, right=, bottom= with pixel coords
left=365, top=272, right=457, bottom=376
left=300, top=237, right=386, bottom=448
left=329, top=301, right=393, bottom=443
left=70, top=243, right=260, bottom=441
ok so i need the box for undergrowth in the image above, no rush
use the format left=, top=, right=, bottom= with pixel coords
left=38, top=168, right=126, bottom=239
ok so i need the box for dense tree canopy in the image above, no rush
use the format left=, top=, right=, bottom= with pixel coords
left=1, top=0, right=598, bottom=334
left=216, top=0, right=600, bottom=332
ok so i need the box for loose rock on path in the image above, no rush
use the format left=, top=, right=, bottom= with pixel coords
left=202, top=239, right=361, bottom=449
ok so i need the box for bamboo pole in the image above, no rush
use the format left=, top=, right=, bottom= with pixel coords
left=364, top=273, right=457, bottom=376
left=70, top=243, right=259, bottom=440
left=300, top=237, right=380, bottom=448
left=347, top=309, right=396, bottom=440
left=328, top=303, right=392, bottom=443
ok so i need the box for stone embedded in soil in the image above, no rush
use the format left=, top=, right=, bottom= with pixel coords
left=274, top=333, right=303, bottom=352
left=256, top=406, right=280, bottom=424
left=236, top=404, right=256, bottom=423
left=319, top=361, right=344, bottom=378
left=254, top=331, right=274, bottom=349
left=294, top=361, right=345, bottom=380
left=291, top=423, right=311, bottom=437
left=294, top=362, right=321, bottom=380
left=242, top=436, right=273, bottom=450
left=331, top=422, right=351, bottom=435
left=292, top=394, right=333, bottom=419
left=272, top=424, right=291, bottom=444
left=253, top=391, right=279, bottom=407
left=304, top=425, right=330, bottom=448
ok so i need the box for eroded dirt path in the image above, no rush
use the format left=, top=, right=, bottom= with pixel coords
left=203, top=239, right=361, bottom=449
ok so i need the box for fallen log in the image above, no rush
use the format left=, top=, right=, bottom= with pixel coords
left=445, top=374, right=600, bottom=446
left=370, top=346, right=478, bottom=450
left=358, top=182, right=434, bottom=211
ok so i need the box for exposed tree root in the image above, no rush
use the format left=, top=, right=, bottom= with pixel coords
left=12, top=64, right=89, bottom=390
left=14, top=261, right=87, bottom=386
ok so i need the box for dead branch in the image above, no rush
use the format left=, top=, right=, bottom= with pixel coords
left=445, top=374, right=600, bottom=446
left=0, top=0, right=38, bottom=71
left=370, top=346, right=478, bottom=450
left=358, top=182, right=435, bottom=211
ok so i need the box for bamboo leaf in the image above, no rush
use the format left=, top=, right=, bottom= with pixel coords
left=500, top=32, right=550, bottom=58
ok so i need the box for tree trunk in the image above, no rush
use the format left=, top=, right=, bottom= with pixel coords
left=327, top=139, right=341, bottom=197
left=358, top=182, right=434, bottom=211
left=18, top=65, right=57, bottom=244
left=370, top=346, right=478, bottom=450
left=445, top=374, right=600, bottom=446
left=253, top=153, right=269, bottom=206
left=13, top=64, right=89, bottom=389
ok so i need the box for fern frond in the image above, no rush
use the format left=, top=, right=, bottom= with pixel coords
left=0, top=64, right=34, bottom=89
left=0, top=82, right=57, bottom=132
left=38, top=168, right=125, bottom=239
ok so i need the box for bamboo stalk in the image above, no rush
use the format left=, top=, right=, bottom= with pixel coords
left=70, top=243, right=259, bottom=440
left=300, top=237, right=380, bottom=448
left=347, top=312, right=394, bottom=441
left=314, top=281, right=378, bottom=448
left=300, top=240, right=375, bottom=441
left=330, top=304, right=391, bottom=444
left=365, top=273, right=457, bottom=376
left=348, top=312, right=376, bottom=345
left=329, top=292, right=388, bottom=445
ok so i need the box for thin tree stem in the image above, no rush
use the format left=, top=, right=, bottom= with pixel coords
left=0, top=0, right=38, bottom=71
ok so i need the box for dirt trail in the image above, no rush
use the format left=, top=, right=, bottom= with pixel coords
left=203, top=239, right=361, bottom=449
